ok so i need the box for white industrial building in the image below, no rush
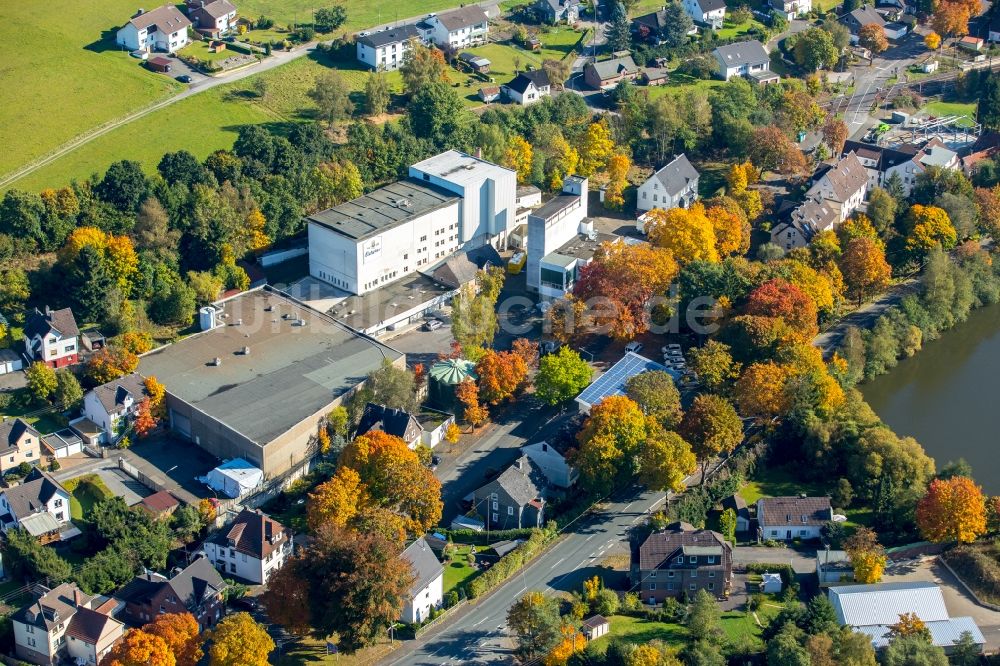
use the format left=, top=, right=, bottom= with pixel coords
left=525, top=176, right=590, bottom=296
left=307, top=151, right=517, bottom=297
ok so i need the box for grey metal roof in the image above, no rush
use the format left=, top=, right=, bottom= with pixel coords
left=829, top=581, right=950, bottom=627
left=855, top=618, right=985, bottom=649
left=357, top=24, right=420, bottom=48
left=401, top=537, right=444, bottom=596
left=588, top=55, right=638, bottom=81
left=139, top=288, right=403, bottom=446
left=816, top=549, right=852, bottom=570
left=305, top=178, right=460, bottom=241
left=435, top=6, right=489, bottom=30
left=652, top=154, right=699, bottom=197
left=713, top=40, right=769, bottom=68
left=20, top=512, right=61, bottom=537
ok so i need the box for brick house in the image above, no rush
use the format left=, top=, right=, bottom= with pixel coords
left=23, top=307, right=80, bottom=368
left=632, top=522, right=732, bottom=604
left=115, top=557, right=227, bottom=629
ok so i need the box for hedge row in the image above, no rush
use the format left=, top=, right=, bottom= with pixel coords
left=743, top=562, right=796, bottom=585
left=467, top=528, right=554, bottom=599
left=438, top=527, right=537, bottom=546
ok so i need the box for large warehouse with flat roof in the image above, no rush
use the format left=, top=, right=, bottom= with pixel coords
left=139, top=287, right=404, bottom=478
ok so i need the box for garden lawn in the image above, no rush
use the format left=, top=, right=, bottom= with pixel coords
left=276, top=635, right=395, bottom=666
left=587, top=615, right=688, bottom=654
left=715, top=18, right=766, bottom=40
left=61, top=474, right=114, bottom=521
left=0, top=0, right=182, bottom=180
left=741, top=465, right=873, bottom=532
left=442, top=545, right=481, bottom=594
left=0, top=390, right=68, bottom=435
left=177, top=41, right=237, bottom=64
left=238, top=0, right=469, bottom=32
left=921, top=101, right=977, bottom=127
left=644, top=73, right=726, bottom=101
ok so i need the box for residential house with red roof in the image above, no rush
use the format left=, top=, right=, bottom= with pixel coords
left=202, top=509, right=292, bottom=584
left=115, top=557, right=227, bottom=629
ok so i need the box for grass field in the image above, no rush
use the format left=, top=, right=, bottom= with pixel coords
left=238, top=0, right=470, bottom=32
left=0, top=0, right=183, bottom=179
left=61, top=474, right=114, bottom=521
left=588, top=607, right=779, bottom=655
left=178, top=41, right=238, bottom=64
left=921, top=101, right=978, bottom=127
left=442, top=545, right=481, bottom=593
left=0, top=389, right=68, bottom=434
left=740, top=465, right=873, bottom=532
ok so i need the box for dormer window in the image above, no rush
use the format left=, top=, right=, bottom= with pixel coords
left=228, top=538, right=237, bottom=547
left=675, top=555, right=683, bottom=563
left=800, top=515, right=807, bottom=524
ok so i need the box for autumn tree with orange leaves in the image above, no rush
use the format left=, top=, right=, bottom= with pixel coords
left=932, top=0, right=974, bottom=37
left=749, top=126, right=809, bottom=176
left=86, top=346, right=139, bottom=384
left=744, top=278, right=819, bottom=338
left=308, top=467, right=365, bottom=532
left=101, top=628, right=174, bottom=666
left=545, top=625, right=587, bottom=666
left=645, top=203, right=719, bottom=265
left=133, top=399, right=158, bottom=438
left=456, top=379, right=488, bottom=431
left=512, top=338, right=540, bottom=370
left=916, top=476, right=988, bottom=543
left=143, top=613, right=203, bottom=666
left=573, top=240, right=680, bottom=339
left=839, top=236, right=891, bottom=305
left=679, top=394, right=743, bottom=484
left=262, top=525, right=412, bottom=654
left=734, top=362, right=791, bottom=420
left=476, top=350, right=529, bottom=405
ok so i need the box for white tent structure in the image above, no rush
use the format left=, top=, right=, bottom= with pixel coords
left=203, top=458, right=264, bottom=498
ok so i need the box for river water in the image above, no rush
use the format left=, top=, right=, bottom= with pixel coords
left=861, top=304, right=1000, bottom=495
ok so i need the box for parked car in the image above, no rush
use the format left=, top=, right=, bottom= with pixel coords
left=431, top=455, right=441, bottom=470
left=423, top=319, right=443, bottom=331
left=176, top=74, right=193, bottom=83
left=625, top=341, right=643, bottom=353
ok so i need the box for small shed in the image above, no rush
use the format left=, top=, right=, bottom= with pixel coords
left=209, top=40, right=227, bottom=53
left=527, top=37, right=542, bottom=51
left=41, top=430, right=84, bottom=459
left=479, top=85, right=501, bottom=103
left=643, top=67, right=669, bottom=86
left=80, top=329, right=106, bottom=352
left=459, top=52, right=492, bottom=73
left=582, top=615, right=610, bottom=640
left=0, top=349, right=23, bottom=375
left=139, top=490, right=181, bottom=519
left=761, top=572, right=783, bottom=594
left=146, top=56, right=173, bottom=73
left=923, top=60, right=939, bottom=73
left=960, top=36, right=984, bottom=51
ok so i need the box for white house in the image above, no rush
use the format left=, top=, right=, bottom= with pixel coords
left=356, top=25, right=421, bottom=70
left=829, top=582, right=985, bottom=653
left=809, top=151, right=869, bottom=221
left=0, top=419, right=41, bottom=475
left=189, top=0, right=237, bottom=36
left=883, top=138, right=960, bottom=195
left=424, top=6, right=489, bottom=48
left=682, top=0, right=726, bottom=28
left=756, top=496, right=832, bottom=541
left=23, top=307, right=80, bottom=369
left=770, top=0, right=812, bottom=18
left=0, top=468, right=72, bottom=537
left=522, top=441, right=578, bottom=488
left=203, top=509, right=292, bottom=584
left=13, top=583, right=125, bottom=666
left=636, top=154, right=700, bottom=214
left=502, top=69, right=552, bottom=105
left=116, top=5, right=192, bottom=53
left=526, top=176, right=590, bottom=295
left=81, top=372, right=148, bottom=444
left=712, top=40, right=770, bottom=80
left=400, top=538, right=444, bottom=623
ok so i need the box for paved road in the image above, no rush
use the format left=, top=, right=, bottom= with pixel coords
left=380, top=488, right=665, bottom=665
left=813, top=278, right=920, bottom=356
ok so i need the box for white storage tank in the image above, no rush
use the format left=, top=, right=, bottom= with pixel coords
left=199, top=306, right=218, bottom=331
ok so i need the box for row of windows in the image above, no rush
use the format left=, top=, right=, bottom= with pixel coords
left=649, top=582, right=715, bottom=592
left=651, top=570, right=716, bottom=580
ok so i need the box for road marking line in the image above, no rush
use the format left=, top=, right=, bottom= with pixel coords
left=623, top=502, right=633, bottom=511
left=549, top=557, right=566, bottom=570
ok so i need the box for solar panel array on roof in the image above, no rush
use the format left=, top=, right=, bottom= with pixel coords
left=575, top=352, right=678, bottom=411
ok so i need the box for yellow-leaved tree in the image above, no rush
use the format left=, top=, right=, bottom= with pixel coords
left=603, top=153, right=631, bottom=210
left=504, top=136, right=534, bottom=184
left=206, top=612, right=274, bottom=666
left=645, top=202, right=719, bottom=264
left=844, top=527, right=887, bottom=584
left=577, top=120, right=615, bottom=176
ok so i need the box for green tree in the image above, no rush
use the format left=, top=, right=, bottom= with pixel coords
left=687, top=340, right=741, bottom=393
left=866, top=187, right=897, bottom=237
left=794, top=28, right=839, bottom=71
left=400, top=41, right=447, bottom=96
left=157, top=150, right=207, bottom=188
left=507, top=591, right=562, bottom=662
left=69, top=244, right=115, bottom=323
left=882, top=635, right=947, bottom=666
left=624, top=370, right=682, bottom=427
left=5, top=526, right=72, bottom=582
left=535, top=347, right=592, bottom=405
left=686, top=589, right=722, bottom=641
left=149, top=279, right=196, bottom=326
left=979, top=73, right=1000, bottom=131
left=97, top=160, right=148, bottom=212
left=804, top=594, right=839, bottom=635
left=768, top=625, right=811, bottom=666
left=605, top=1, right=632, bottom=52
left=684, top=640, right=726, bottom=666
left=53, top=370, right=83, bottom=409
left=0, top=190, right=45, bottom=249
left=314, top=5, right=347, bottom=32
left=719, top=508, right=737, bottom=543
left=949, top=631, right=982, bottom=666
left=679, top=394, right=743, bottom=484
left=364, top=71, right=391, bottom=116
left=308, top=71, right=354, bottom=125
left=25, top=362, right=57, bottom=403
left=660, top=1, right=693, bottom=47
left=408, top=82, right=466, bottom=147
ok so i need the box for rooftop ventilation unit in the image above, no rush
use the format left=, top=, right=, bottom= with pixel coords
left=213, top=357, right=222, bottom=366
left=242, top=346, right=250, bottom=355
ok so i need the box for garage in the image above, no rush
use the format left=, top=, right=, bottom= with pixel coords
left=0, top=349, right=23, bottom=375
left=42, top=430, right=84, bottom=458
left=170, top=409, right=191, bottom=438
